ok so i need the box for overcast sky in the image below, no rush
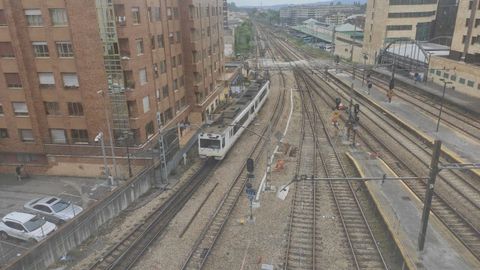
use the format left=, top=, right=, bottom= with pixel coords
left=231, top=0, right=324, bottom=6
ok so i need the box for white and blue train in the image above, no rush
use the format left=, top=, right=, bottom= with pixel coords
left=198, top=80, right=270, bottom=160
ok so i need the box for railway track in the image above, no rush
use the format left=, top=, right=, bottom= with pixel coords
left=181, top=36, right=287, bottom=269
left=87, top=159, right=218, bottom=270
left=348, top=70, right=480, bottom=142
left=261, top=25, right=388, bottom=269
left=262, top=23, right=480, bottom=264
left=294, top=70, right=388, bottom=269
left=302, top=67, right=480, bottom=261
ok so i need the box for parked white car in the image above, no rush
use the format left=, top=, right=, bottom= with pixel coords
left=0, top=212, right=57, bottom=242
left=24, top=197, right=83, bottom=224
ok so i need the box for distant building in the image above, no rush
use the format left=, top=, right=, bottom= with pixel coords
left=325, top=13, right=347, bottom=25
left=363, top=0, right=457, bottom=64
left=280, top=4, right=361, bottom=25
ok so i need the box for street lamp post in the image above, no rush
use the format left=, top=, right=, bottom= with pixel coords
left=97, top=90, right=118, bottom=178
left=95, top=132, right=112, bottom=185
left=436, top=79, right=452, bottom=134
left=362, top=54, right=368, bottom=86
left=121, top=131, right=133, bottom=178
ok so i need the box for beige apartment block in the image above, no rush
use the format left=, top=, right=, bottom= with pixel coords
left=363, top=0, right=438, bottom=64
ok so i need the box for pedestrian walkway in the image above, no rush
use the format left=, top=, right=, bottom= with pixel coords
left=347, top=151, right=480, bottom=270
left=330, top=70, right=480, bottom=165
left=374, top=68, right=480, bottom=115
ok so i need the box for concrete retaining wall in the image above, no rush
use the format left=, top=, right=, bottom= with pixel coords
left=6, top=130, right=200, bottom=270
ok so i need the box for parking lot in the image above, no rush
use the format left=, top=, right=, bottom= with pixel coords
left=0, top=173, right=112, bottom=267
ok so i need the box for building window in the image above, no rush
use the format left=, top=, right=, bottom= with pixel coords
left=56, top=42, right=74, bottom=57
left=38, top=72, right=55, bottom=87
left=5, top=73, right=22, bottom=88
left=173, top=7, right=179, bottom=18
left=50, top=129, right=67, bottom=144
left=435, top=70, right=441, bottom=76
left=450, top=75, right=456, bottom=81
left=150, top=36, right=155, bottom=50
left=157, top=34, right=164, bottom=48
left=25, top=9, right=43, bottom=26
left=0, top=103, right=3, bottom=115
left=153, top=64, right=159, bottom=78
left=139, top=68, right=147, bottom=85
left=165, top=108, right=173, bottom=122
left=12, top=102, right=28, bottom=116
left=67, top=102, right=84, bottom=116
left=172, top=56, right=177, bottom=68
left=462, top=35, right=467, bottom=44
left=44, top=102, right=60, bottom=115
left=143, top=96, right=150, bottom=113
left=459, top=78, right=466, bottom=84
left=173, top=79, right=178, bottom=90
left=20, top=129, right=34, bottom=142
left=49, top=8, right=68, bottom=26
left=176, top=31, right=181, bottom=43
left=386, top=25, right=412, bottom=31
left=467, top=80, right=475, bottom=87
left=71, top=129, right=89, bottom=143
left=0, top=42, right=14, bottom=58
left=0, top=128, right=8, bottom=139
left=32, top=42, right=49, bottom=57
left=443, top=73, right=449, bottom=79
left=145, top=121, right=154, bottom=138
left=162, top=85, right=169, bottom=98
left=0, top=10, right=6, bottom=26
left=160, top=60, right=166, bottom=73
left=178, top=54, right=183, bottom=66
left=136, top=38, right=144, bottom=55
left=152, top=7, right=161, bottom=21
left=169, top=32, right=174, bottom=44
left=62, top=73, right=79, bottom=88
left=132, top=7, right=140, bottom=24
left=167, top=7, right=173, bottom=20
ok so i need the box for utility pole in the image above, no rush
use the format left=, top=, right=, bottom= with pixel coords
left=98, top=90, right=118, bottom=178
left=331, top=23, right=336, bottom=58
left=265, top=122, right=272, bottom=191
left=156, top=112, right=168, bottom=185
left=418, top=140, right=442, bottom=251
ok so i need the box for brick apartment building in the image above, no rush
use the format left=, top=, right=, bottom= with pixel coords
left=0, top=0, right=225, bottom=174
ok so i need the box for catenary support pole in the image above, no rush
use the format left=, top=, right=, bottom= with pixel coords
left=418, top=140, right=442, bottom=251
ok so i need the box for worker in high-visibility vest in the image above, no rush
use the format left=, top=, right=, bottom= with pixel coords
left=331, top=111, right=340, bottom=128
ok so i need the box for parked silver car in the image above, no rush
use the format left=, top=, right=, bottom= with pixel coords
left=0, top=212, right=56, bottom=242
left=24, top=197, right=83, bottom=224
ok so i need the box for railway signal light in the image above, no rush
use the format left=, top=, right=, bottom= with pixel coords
left=247, top=158, right=254, bottom=174
left=354, top=104, right=360, bottom=116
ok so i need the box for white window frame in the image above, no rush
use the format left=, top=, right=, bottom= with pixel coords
left=143, top=96, right=150, bottom=113
left=20, top=129, right=34, bottom=142
left=49, top=8, right=68, bottom=26
left=50, top=129, right=67, bottom=144
left=139, top=68, right=147, bottom=85
left=56, top=41, right=74, bottom=57
left=25, top=9, right=43, bottom=26
left=12, top=102, right=28, bottom=116
left=32, top=41, right=49, bottom=57
left=62, top=73, right=79, bottom=88
left=38, top=72, right=55, bottom=87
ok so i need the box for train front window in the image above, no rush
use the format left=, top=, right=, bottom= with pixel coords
left=200, top=138, right=221, bottom=149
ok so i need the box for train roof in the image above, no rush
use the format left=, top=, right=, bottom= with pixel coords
left=201, top=80, right=269, bottom=135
